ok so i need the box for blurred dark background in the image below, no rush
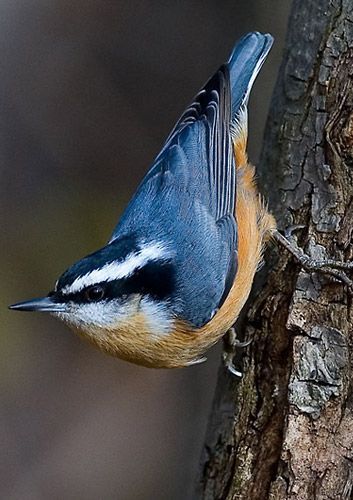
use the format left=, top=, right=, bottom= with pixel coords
left=1, top=2, right=290, bottom=499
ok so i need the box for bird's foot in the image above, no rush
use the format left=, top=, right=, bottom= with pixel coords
left=222, top=327, right=251, bottom=377
left=272, top=228, right=353, bottom=291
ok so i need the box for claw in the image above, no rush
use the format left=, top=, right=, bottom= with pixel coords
left=233, top=338, right=252, bottom=349
left=222, top=352, right=243, bottom=377
left=185, top=357, right=207, bottom=366
left=273, top=229, right=353, bottom=291
left=222, top=327, right=251, bottom=377
left=284, top=224, right=306, bottom=239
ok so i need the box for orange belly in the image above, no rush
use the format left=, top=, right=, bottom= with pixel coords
left=149, top=161, right=276, bottom=368
left=74, top=158, right=275, bottom=368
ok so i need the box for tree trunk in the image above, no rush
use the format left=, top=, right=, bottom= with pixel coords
left=198, top=1, right=353, bottom=499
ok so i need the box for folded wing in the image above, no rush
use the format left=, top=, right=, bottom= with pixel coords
left=111, top=32, right=273, bottom=327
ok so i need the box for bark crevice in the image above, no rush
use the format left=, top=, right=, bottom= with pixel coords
left=198, top=1, right=353, bottom=499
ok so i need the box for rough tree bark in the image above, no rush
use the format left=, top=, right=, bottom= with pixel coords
left=198, top=1, right=353, bottom=499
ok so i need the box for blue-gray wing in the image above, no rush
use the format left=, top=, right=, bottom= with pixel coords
left=110, top=32, right=273, bottom=327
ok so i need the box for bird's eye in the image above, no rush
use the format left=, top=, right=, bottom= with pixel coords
left=85, top=285, right=105, bottom=302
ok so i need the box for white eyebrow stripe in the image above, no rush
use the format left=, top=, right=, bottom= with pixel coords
left=61, top=242, right=169, bottom=295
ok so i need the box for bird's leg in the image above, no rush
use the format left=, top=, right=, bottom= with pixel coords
left=222, top=327, right=252, bottom=377
left=272, top=227, right=353, bottom=290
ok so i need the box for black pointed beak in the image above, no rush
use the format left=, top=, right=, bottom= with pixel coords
left=9, top=296, right=67, bottom=313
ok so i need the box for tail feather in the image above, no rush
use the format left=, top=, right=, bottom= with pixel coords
left=227, top=32, right=273, bottom=160
left=227, top=32, right=273, bottom=121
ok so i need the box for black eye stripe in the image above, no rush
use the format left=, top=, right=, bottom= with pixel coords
left=56, top=261, right=175, bottom=304
left=85, top=285, right=105, bottom=302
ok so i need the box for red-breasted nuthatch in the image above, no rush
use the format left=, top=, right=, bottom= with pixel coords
left=10, top=32, right=277, bottom=368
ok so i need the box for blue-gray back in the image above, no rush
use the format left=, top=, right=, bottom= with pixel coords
left=111, top=32, right=273, bottom=327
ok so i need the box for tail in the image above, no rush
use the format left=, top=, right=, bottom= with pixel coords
left=227, top=32, right=273, bottom=166
left=229, top=33, right=276, bottom=267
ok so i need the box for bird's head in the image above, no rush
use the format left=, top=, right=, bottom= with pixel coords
left=10, top=236, right=176, bottom=341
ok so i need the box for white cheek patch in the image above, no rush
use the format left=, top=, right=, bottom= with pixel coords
left=139, top=297, right=173, bottom=338
left=55, top=300, right=135, bottom=330
left=56, top=297, right=174, bottom=339
left=62, top=242, right=168, bottom=295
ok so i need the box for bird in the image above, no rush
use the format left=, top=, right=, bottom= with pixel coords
left=10, top=32, right=277, bottom=369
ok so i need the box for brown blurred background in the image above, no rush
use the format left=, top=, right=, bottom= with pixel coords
left=1, top=2, right=290, bottom=499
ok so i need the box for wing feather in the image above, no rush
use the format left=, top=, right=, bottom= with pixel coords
left=110, top=32, right=273, bottom=327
